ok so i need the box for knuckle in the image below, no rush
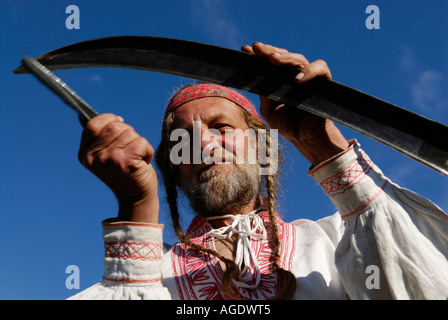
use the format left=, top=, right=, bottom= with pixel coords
left=135, top=136, right=153, bottom=153
left=276, top=48, right=289, bottom=54
left=95, top=149, right=109, bottom=164
left=123, top=127, right=139, bottom=140
left=93, top=148, right=127, bottom=170
left=315, top=59, right=328, bottom=67
left=82, top=151, right=97, bottom=168
left=83, top=114, right=115, bottom=133
left=79, top=146, right=101, bottom=169
left=135, top=135, right=149, bottom=146
left=83, top=120, right=99, bottom=135
left=295, top=53, right=306, bottom=60
left=103, top=122, right=125, bottom=135
left=90, top=149, right=112, bottom=167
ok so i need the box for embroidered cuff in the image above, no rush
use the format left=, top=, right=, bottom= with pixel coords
left=308, top=140, right=390, bottom=219
left=101, top=221, right=164, bottom=285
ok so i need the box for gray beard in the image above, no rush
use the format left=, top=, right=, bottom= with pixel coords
left=178, top=163, right=261, bottom=217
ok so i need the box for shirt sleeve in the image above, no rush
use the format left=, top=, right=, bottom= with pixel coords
left=67, top=221, right=172, bottom=300
left=310, top=140, right=448, bottom=299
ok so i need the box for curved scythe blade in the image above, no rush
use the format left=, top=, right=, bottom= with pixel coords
left=13, top=36, right=448, bottom=177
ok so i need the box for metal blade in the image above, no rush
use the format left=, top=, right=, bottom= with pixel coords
left=21, top=55, right=99, bottom=121
left=14, top=36, right=448, bottom=176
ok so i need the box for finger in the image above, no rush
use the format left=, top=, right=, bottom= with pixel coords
left=102, top=137, right=154, bottom=173
left=80, top=113, right=124, bottom=148
left=241, top=45, right=255, bottom=54
left=102, top=128, right=154, bottom=165
left=123, top=136, right=154, bottom=165
left=87, top=135, right=154, bottom=175
left=91, top=122, right=136, bottom=152
left=83, top=113, right=124, bottom=137
left=251, top=42, right=289, bottom=58
left=268, top=52, right=310, bottom=68
left=78, top=113, right=125, bottom=165
left=295, top=59, right=332, bottom=83
left=82, top=123, right=137, bottom=168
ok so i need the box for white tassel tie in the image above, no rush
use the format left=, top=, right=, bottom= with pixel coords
left=207, top=209, right=267, bottom=289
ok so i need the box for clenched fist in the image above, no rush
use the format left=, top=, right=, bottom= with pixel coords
left=78, top=113, right=159, bottom=223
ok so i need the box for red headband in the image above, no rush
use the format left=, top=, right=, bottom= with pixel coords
left=165, top=83, right=260, bottom=120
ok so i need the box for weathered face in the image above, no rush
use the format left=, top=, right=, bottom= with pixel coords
left=168, top=97, right=261, bottom=216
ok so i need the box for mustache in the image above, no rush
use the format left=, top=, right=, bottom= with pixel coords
left=193, top=148, right=236, bottom=176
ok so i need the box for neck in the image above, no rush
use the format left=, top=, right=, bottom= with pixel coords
left=207, top=197, right=261, bottom=228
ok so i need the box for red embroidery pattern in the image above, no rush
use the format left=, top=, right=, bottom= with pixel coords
left=105, top=241, right=162, bottom=261
left=319, top=150, right=374, bottom=197
left=171, top=212, right=296, bottom=300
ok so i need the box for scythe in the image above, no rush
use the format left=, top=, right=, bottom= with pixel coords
left=13, top=36, right=448, bottom=177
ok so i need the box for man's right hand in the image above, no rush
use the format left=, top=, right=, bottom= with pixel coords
left=78, top=113, right=159, bottom=223
left=241, top=42, right=349, bottom=166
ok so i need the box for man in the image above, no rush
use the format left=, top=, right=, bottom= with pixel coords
left=69, top=42, right=448, bottom=300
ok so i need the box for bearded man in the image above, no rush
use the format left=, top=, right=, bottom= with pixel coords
left=69, top=43, right=448, bottom=300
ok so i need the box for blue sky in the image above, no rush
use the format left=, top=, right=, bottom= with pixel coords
left=0, top=0, right=447, bottom=300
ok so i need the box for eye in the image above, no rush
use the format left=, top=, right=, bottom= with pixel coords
left=214, top=123, right=232, bottom=132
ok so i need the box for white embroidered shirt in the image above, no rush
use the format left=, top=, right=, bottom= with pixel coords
left=68, top=141, right=448, bottom=300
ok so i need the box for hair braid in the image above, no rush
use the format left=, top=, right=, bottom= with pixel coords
left=263, top=127, right=297, bottom=300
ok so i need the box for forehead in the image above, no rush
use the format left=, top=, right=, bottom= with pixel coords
left=170, top=97, right=246, bottom=128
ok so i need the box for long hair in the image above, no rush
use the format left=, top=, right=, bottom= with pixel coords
left=155, top=86, right=297, bottom=300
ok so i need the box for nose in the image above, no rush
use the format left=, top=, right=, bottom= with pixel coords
left=200, top=129, right=222, bottom=153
